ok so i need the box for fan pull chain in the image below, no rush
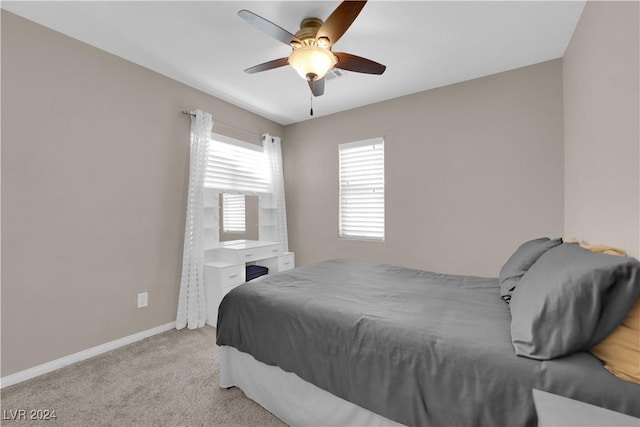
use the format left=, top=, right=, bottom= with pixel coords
left=310, top=96, right=314, bottom=116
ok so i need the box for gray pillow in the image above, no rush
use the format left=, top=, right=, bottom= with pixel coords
left=510, top=242, right=640, bottom=360
left=499, top=237, right=563, bottom=303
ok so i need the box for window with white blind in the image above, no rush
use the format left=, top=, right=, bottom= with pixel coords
left=338, top=138, right=385, bottom=241
left=206, top=134, right=270, bottom=194
left=222, top=193, right=246, bottom=233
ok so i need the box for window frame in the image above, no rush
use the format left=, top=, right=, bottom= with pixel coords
left=205, top=133, right=270, bottom=195
left=222, top=193, right=246, bottom=234
left=338, top=137, right=385, bottom=242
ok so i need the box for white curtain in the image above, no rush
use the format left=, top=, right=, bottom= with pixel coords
left=176, top=110, right=212, bottom=330
left=263, top=134, right=289, bottom=251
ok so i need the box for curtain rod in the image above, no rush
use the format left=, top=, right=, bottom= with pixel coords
left=182, top=110, right=262, bottom=138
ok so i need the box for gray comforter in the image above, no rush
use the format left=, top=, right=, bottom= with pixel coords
left=216, top=259, right=640, bottom=426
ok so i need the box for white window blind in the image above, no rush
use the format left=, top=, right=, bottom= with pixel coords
left=339, top=138, right=385, bottom=241
left=222, top=193, right=246, bottom=233
left=206, top=134, right=270, bottom=194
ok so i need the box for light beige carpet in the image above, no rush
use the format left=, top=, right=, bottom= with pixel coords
left=0, top=326, right=287, bottom=427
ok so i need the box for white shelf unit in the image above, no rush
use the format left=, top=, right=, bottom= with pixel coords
left=201, top=189, right=295, bottom=327
left=203, top=240, right=294, bottom=326
left=203, top=188, right=221, bottom=260
left=258, top=193, right=278, bottom=242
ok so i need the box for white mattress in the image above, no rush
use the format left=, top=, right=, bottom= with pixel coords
left=219, top=345, right=403, bottom=427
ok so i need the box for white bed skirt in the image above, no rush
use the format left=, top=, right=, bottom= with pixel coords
left=219, top=345, right=403, bottom=427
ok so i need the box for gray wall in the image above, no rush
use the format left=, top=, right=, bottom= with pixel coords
left=283, top=60, right=565, bottom=277
left=1, top=11, right=283, bottom=377
left=563, top=1, right=640, bottom=258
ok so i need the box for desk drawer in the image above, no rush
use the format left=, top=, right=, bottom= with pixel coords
left=221, top=282, right=242, bottom=299
left=237, top=244, right=282, bottom=262
left=204, top=263, right=245, bottom=328
left=218, top=265, right=245, bottom=288
left=278, top=253, right=295, bottom=271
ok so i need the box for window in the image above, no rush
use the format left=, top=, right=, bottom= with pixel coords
left=338, top=138, right=385, bottom=241
left=222, top=193, right=245, bottom=233
left=206, top=134, right=270, bottom=194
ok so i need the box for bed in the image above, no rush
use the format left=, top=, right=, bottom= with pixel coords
left=216, top=243, right=640, bottom=426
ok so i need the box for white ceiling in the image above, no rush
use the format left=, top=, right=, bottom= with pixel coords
left=2, top=1, right=585, bottom=125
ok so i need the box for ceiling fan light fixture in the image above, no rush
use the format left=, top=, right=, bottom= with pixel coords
left=288, top=45, right=337, bottom=81
left=317, top=37, right=331, bottom=48
left=239, top=1, right=385, bottom=97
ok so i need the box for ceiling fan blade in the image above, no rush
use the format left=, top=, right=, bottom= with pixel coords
left=244, top=57, right=289, bottom=74
left=238, top=10, right=301, bottom=46
left=308, top=78, right=325, bottom=97
left=316, top=1, right=367, bottom=46
left=334, top=52, right=386, bottom=74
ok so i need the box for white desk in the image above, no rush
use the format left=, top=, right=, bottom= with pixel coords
left=533, top=389, right=640, bottom=427
left=204, top=240, right=294, bottom=326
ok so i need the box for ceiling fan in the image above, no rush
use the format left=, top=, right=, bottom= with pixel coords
left=238, top=0, right=386, bottom=98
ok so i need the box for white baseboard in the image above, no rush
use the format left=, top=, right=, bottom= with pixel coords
left=0, top=321, right=176, bottom=389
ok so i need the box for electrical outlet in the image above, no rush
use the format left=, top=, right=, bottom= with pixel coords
left=137, top=292, right=148, bottom=308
